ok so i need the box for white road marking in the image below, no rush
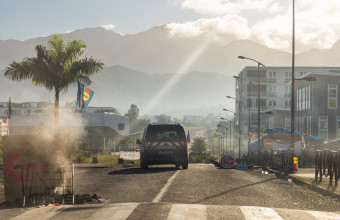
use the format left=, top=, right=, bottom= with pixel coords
left=88, top=203, right=139, bottom=220
left=152, top=170, right=180, bottom=202
left=167, top=204, right=206, bottom=220
left=307, top=210, right=340, bottom=220
left=240, top=206, right=283, bottom=220
left=11, top=205, right=66, bottom=220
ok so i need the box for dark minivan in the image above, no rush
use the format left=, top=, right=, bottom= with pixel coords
left=136, top=124, right=188, bottom=169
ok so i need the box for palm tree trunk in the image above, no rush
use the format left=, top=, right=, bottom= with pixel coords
left=54, top=88, right=60, bottom=127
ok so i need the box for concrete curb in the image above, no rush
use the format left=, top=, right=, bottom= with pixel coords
left=267, top=168, right=340, bottom=199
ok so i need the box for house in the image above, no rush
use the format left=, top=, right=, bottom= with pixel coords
left=0, top=101, right=130, bottom=151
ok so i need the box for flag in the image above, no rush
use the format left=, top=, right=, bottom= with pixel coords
left=248, top=131, right=253, bottom=139
left=76, top=81, right=83, bottom=107
left=81, top=86, right=94, bottom=109
left=187, top=130, right=191, bottom=143
left=8, top=97, right=12, bottom=119
left=76, top=81, right=95, bottom=110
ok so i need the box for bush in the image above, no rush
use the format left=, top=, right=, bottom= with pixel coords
left=190, top=154, right=217, bottom=163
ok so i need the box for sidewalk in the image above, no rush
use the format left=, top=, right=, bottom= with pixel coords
left=273, top=168, right=340, bottom=198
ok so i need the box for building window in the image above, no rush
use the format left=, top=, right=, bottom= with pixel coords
left=299, top=71, right=307, bottom=77
left=306, top=116, right=312, bottom=135
left=118, top=123, right=125, bottom=131
left=328, top=84, right=337, bottom=109
left=337, top=116, right=340, bottom=138
left=285, top=86, right=290, bottom=97
left=268, top=100, right=276, bottom=107
left=318, top=116, right=328, bottom=140
left=285, top=72, right=292, bottom=82
left=268, top=72, right=276, bottom=82
left=268, top=86, right=276, bottom=97
left=285, top=116, right=291, bottom=129
left=285, top=100, right=291, bottom=107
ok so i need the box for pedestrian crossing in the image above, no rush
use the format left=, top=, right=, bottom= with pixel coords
left=5, top=202, right=340, bottom=220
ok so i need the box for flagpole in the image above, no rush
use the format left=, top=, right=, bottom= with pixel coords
left=8, top=97, right=11, bottom=136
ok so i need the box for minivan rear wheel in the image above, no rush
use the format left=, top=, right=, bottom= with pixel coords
left=182, top=162, right=188, bottom=169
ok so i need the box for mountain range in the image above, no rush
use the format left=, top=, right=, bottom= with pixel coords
left=1, top=26, right=340, bottom=116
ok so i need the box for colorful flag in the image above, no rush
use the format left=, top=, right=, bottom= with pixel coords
left=82, top=86, right=94, bottom=109
left=248, top=131, right=253, bottom=139
left=76, top=81, right=95, bottom=110
left=8, top=97, right=12, bottom=119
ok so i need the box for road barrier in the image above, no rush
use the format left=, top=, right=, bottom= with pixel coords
left=3, top=133, right=73, bottom=207
left=315, top=149, right=340, bottom=185
left=272, top=151, right=295, bottom=173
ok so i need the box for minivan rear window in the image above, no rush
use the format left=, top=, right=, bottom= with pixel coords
left=146, top=126, right=185, bottom=142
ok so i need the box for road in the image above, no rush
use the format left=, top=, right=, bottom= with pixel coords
left=1, top=164, right=340, bottom=219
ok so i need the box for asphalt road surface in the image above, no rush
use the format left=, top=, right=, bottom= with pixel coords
left=1, top=164, right=340, bottom=219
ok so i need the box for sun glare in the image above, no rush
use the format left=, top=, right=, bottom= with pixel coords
left=143, top=34, right=215, bottom=115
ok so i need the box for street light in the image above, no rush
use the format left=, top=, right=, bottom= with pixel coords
left=226, top=96, right=245, bottom=160
left=220, top=116, right=233, bottom=154
left=213, top=134, right=223, bottom=161
left=233, top=75, right=254, bottom=155
left=215, top=130, right=225, bottom=155
left=238, top=55, right=265, bottom=155
left=217, top=125, right=229, bottom=153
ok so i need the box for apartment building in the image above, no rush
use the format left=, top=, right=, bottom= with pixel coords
left=235, top=66, right=340, bottom=143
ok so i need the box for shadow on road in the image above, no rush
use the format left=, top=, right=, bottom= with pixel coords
left=195, top=178, right=276, bottom=203
left=108, top=167, right=179, bottom=175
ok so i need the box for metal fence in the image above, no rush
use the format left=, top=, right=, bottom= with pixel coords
left=315, top=149, right=340, bottom=186
left=16, top=163, right=74, bottom=207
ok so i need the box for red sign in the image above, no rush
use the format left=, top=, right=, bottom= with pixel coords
left=264, top=139, right=274, bottom=148
left=221, top=155, right=234, bottom=169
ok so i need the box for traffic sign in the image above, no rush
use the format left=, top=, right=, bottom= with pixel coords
left=220, top=155, right=234, bottom=169
left=263, top=139, right=274, bottom=148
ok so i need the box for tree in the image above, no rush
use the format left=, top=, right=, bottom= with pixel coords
left=125, top=104, right=139, bottom=120
left=4, top=34, right=104, bottom=126
left=118, top=136, right=133, bottom=151
left=155, top=114, right=172, bottom=124
left=191, top=136, right=207, bottom=155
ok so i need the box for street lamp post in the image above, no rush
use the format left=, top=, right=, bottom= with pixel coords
left=238, top=56, right=265, bottom=155
left=218, top=125, right=229, bottom=153
left=220, top=115, right=233, bottom=154
left=215, top=130, right=225, bottom=154
left=291, top=0, right=296, bottom=152
left=213, top=134, right=223, bottom=161
left=233, top=76, right=254, bottom=154
left=226, top=96, right=245, bottom=160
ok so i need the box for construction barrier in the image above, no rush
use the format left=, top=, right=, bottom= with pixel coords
left=315, top=149, right=340, bottom=185
left=2, top=133, right=72, bottom=206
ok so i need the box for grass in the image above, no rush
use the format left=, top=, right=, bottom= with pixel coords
left=71, top=151, right=140, bottom=164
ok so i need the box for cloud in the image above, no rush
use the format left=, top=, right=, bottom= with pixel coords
left=101, top=24, right=116, bottom=31
left=180, top=0, right=283, bottom=15
left=166, top=15, right=251, bottom=45
left=169, top=0, right=339, bottom=52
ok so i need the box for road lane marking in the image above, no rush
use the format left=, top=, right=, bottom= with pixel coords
left=88, top=203, right=139, bottom=220
left=167, top=204, right=206, bottom=220
left=307, top=210, right=340, bottom=220
left=240, top=206, right=283, bottom=220
left=152, top=170, right=180, bottom=203
left=11, top=205, right=66, bottom=220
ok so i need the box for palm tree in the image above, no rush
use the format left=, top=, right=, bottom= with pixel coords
left=4, top=34, right=104, bottom=126
left=191, top=137, right=207, bottom=155
left=118, top=136, right=133, bottom=151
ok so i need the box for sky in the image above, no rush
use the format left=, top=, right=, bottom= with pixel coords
left=2, top=0, right=340, bottom=53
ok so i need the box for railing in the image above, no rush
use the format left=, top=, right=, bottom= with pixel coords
left=16, top=163, right=74, bottom=207
left=315, top=149, right=340, bottom=185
